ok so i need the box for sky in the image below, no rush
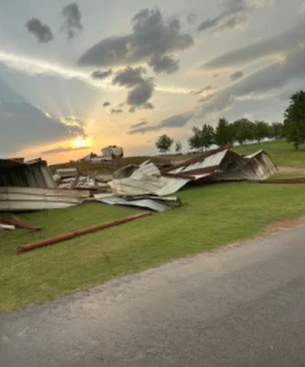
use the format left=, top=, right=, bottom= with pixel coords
left=0, top=0, right=304, bottom=163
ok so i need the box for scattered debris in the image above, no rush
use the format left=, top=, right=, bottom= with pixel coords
left=17, top=212, right=151, bottom=254
left=0, top=216, right=40, bottom=232
left=94, top=194, right=181, bottom=212
left=0, top=223, right=15, bottom=231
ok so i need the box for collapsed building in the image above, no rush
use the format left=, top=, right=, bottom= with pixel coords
left=0, top=146, right=278, bottom=213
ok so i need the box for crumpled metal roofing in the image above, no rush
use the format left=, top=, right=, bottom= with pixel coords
left=109, top=147, right=277, bottom=197
left=94, top=193, right=180, bottom=212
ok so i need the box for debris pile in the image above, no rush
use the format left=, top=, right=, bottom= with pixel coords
left=0, top=146, right=278, bottom=213
left=108, top=146, right=277, bottom=197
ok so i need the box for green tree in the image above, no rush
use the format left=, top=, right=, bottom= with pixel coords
left=271, top=122, right=284, bottom=140
left=233, top=118, right=254, bottom=145
left=156, top=134, right=174, bottom=154
left=188, top=127, right=203, bottom=151
left=188, top=125, right=215, bottom=151
left=175, top=141, right=182, bottom=153
left=284, top=91, right=305, bottom=150
left=253, top=120, right=270, bottom=143
left=201, top=124, right=215, bottom=150
left=215, top=118, right=234, bottom=146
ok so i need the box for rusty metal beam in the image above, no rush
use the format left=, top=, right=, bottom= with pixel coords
left=16, top=212, right=151, bottom=254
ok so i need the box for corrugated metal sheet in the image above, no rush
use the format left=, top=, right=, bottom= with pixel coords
left=94, top=193, right=180, bottom=212
left=0, top=187, right=90, bottom=212
left=109, top=148, right=277, bottom=197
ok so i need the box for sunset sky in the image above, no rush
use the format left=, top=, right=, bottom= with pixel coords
left=0, top=0, right=304, bottom=163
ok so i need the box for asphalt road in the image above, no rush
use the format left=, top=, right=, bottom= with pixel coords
left=1, top=226, right=304, bottom=367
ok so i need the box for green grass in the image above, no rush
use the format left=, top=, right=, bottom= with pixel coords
left=0, top=182, right=304, bottom=312
left=233, top=140, right=305, bottom=168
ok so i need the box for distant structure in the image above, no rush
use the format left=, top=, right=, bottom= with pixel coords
left=79, top=146, right=124, bottom=163
left=101, top=146, right=124, bottom=159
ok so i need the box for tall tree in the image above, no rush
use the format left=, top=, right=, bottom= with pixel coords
left=233, top=118, right=254, bottom=145
left=188, top=125, right=215, bottom=151
left=156, top=134, right=174, bottom=154
left=175, top=141, right=182, bottom=153
left=188, top=127, right=203, bottom=151
left=253, top=120, right=270, bottom=143
left=271, top=122, right=284, bottom=140
left=284, top=91, right=305, bottom=150
left=201, top=124, right=215, bottom=150
left=215, top=118, right=234, bottom=146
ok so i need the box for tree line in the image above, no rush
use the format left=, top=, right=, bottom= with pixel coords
left=156, top=90, right=305, bottom=153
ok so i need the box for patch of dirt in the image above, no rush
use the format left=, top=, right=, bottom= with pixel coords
left=277, top=166, right=304, bottom=174
left=264, top=217, right=304, bottom=234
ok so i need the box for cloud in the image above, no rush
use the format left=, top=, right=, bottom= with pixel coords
left=111, top=66, right=155, bottom=111
left=128, top=111, right=193, bottom=134
left=78, top=7, right=193, bottom=71
left=61, top=3, right=83, bottom=39
left=112, top=66, right=146, bottom=87
left=200, top=45, right=305, bottom=114
left=198, top=93, right=216, bottom=103
left=201, top=19, right=302, bottom=69
left=42, top=146, right=90, bottom=155
left=186, top=13, right=197, bottom=24
left=60, top=116, right=88, bottom=138
left=190, top=86, right=213, bottom=95
left=148, top=55, right=179, bottom=74
left=91, top=69, right=112, bottom=80
left=130, top=120, right=149, bottom=129
left=26, top=18, right=54, bottom=43
left=111, top=109, right=123, bottom=114
left=0, top=50, right=192, bottom=96
left=103, top=101, right=111, bottom=107
left=0, top=102, right=88, bottom=154
left=127, top=79, right=155, bottom=110
left=198, top=0, right=274, bottom=33
left=230, top=70, right=244, bottom=81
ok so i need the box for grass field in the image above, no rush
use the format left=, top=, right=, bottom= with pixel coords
left=233, top=140, right=305, bottom=168
left=1, top=140, right=304, bottom=312
left=1, top=181, right=304, bottom=312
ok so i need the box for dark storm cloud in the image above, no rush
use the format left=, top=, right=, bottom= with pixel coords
left=200, top=45, right=305, bottom=114
left=78, top=7, right=193, bottom=71
left=128, top=111, right=193, bottom=134
left=42, top=146, right=90, bottom=154
left=111, top=109, right=123, bottom=114
left=26, top=18, right=54, bottom=43
left=201, top=19, right=302, bottom=69
left=148, top=55, right=179, bottom=74
left=112, top=66, right=146, bottom=87
left=198, top=0, right=272, bottom=33
left=103, top=102, right=111, bottom=107
left=230, top=70, right=244, bottom=81
left=61, top=3, right=83, bottom=39
left=91, top=69, right=112, bottom=80
left=0, top=103, right=87, bottom=154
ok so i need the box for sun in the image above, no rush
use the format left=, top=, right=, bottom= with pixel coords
left=71, top=137, right=91, bottom=149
